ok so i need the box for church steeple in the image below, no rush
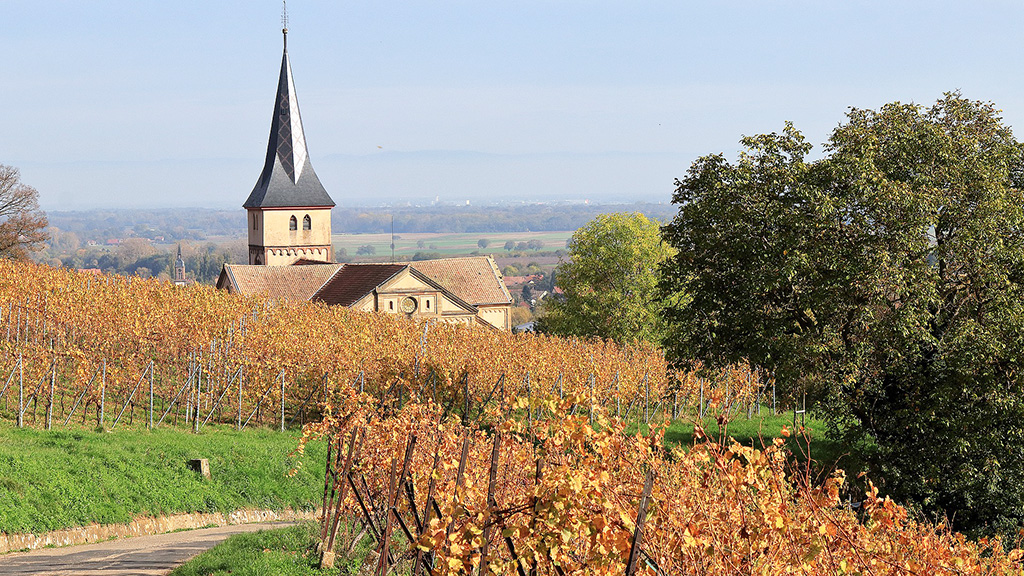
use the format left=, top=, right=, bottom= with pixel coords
left=244, top=9, right=335, bottom=267
left=243, top=14, right=335, bottom=209
left=173, top=244, right=186, bottom=286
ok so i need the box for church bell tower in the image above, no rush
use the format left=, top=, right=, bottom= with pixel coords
left=244, top=10, right=335, bottom=266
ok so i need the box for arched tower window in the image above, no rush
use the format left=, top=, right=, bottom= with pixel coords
left=289, top=215, right=297, bottom=231
left=303, top=214, right=311, bottom=230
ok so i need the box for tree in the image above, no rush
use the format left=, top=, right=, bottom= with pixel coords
left=356, top=244, right=376, bottom=256
left=521, top=284, right=534, bottom=306
left=527, top=239, right=544, bottom=251
left=504, top=240, right=515, bottom=251
left=538, top=212, right=674, bottom=344
left=477, top=238, right=490, bottom=249
left=0, top=164, right=48, bottom=260
left=412, top=251, right=442, bottom=261
left=660, top=94, right=1024, bottom=537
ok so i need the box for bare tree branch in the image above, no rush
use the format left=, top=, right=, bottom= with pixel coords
left=0, top=164, right=49, bottom=259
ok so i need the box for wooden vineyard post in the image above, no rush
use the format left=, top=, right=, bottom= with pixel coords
left=375, top=456, right=399, bottom=576
left=322, top=428, right=362, bottom=568
left=625, top=470, right=654, bottom=576
left=643, top=374, right=650, bottom=424
left=525, top=372, right=532, bottom=430
left=588, top=374, right=595, bottom=426
left=698, top=380, right=704, bottom=420
left=531, top=457, right=544, bottom=576
left=616, top=372, right=620, bottom=418
left=413, top=443, right=442, bottom=576
left=480, top=431, right=501, bottom=570
left=318, top=436, right=336, bottom=553
left=446, top=435, right=471, bottom=542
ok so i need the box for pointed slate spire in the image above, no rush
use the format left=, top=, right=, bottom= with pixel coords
left=244, top=23, right=335, bottom=209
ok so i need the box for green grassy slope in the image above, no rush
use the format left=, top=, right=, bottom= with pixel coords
left=169, top=523, right=374, bottom=576
left=0, top=425, right=326, bottom=534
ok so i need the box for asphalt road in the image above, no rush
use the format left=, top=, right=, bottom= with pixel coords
left=0, top=521, right=296, bottom=576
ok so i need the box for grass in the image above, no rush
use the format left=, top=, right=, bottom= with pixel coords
left=0, top=424, right=327, bottom=534
left=627, top=407, right=866, bottom=476
left=332, top=231, right=572, bottom=260
left=169, top=522, right=374, bottom=576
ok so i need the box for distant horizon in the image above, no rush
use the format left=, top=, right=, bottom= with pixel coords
left=42, top=196, right=676, bottom=214
left=8, top=2, right=1024, bottom=211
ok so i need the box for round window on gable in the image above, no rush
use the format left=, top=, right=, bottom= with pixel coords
left=401, top=296, right=418, bottom=314
left=303, top=214, right=311, bottom=230
left=289, top=215, right=297, bottom=231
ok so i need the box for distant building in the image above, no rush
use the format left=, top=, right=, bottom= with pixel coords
left=173, top=245, right=187, bottom=286
left=216, top=256, right=513, bottom=331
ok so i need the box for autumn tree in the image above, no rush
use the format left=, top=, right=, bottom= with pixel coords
left=538, top=212, right=674, bottom=344
left=660, top=94, right=1024, bottom=537
left=0, top=164, right=48, bottom=260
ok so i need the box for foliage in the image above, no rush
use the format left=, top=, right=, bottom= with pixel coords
left=0, top=259, right=757, bottom=435
left=304, top=399, right=1024, bottom=575
left=539, top=212, right=674, bottom=344
left=412, top=251, right=442, bottom=261
left=0, top=425, right=325, bottom=533
left=660, top=93, right=1024, bottom=536
left=0, top=164, right=48, bottom=260
left=355, top=244, right=375, bottom=256
left=477, top=238, right=489, bottom=249
left=509, top=305, right=534, bottom=327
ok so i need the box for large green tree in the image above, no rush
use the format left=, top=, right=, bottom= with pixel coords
left=538, top=212, right=674, bottom=344
left=660, top=94, right=1024, bottom=537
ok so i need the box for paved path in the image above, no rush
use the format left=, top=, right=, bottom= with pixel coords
left=0, top=521, right=296, bottom=576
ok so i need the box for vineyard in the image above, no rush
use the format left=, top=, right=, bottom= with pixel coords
left=4, top=259, right=1020, bottom=574
left=0, top=260, right=758, bottom=432
left=309, top=397, right=1024, bottom=575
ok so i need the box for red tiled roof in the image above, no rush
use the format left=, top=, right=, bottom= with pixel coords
left=220, top=264, right=342, bottom=301
left=311, top=264, right=406, bottom=307
left=503, top=274, right=542, bottom=286
left=410, top=256, right=512, bottom=305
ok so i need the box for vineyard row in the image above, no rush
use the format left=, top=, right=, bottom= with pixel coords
left=0, top=260, right=768, bottom=431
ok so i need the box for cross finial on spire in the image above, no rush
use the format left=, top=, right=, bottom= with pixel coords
left=282, top=1, right=289, bottom=35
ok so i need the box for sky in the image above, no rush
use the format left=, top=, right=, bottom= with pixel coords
left=5, top=1, right=1024, bottom=211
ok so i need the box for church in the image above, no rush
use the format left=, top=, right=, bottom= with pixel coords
left=217, top=20, right=513, bottom=331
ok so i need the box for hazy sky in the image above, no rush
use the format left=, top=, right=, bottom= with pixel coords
left=5, top=1, right=1024, bottom=210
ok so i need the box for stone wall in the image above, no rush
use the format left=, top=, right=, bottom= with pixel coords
left=0, top=508, right=316, bottom=554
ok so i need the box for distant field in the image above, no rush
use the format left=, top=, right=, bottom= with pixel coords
left=333, top=231, right=572, bottom=262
